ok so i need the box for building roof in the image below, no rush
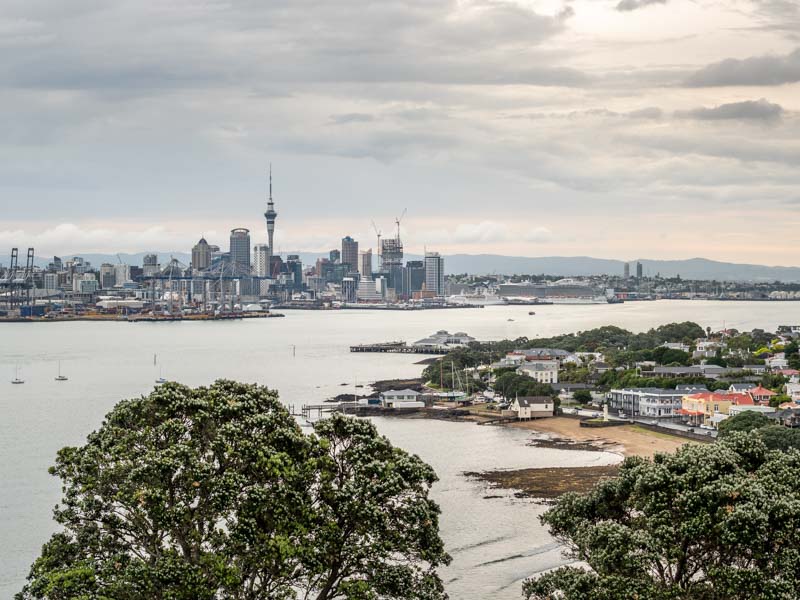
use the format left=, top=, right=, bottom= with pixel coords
left=748, top=385, right=777, bottom=397
left=684, top=392, right=754, bottom=405
left=511, top=348, right=572, bottom=358
left=382, top=389, right=421, bottom=396
left=729, top=383, right=757, bottom=391
left=515, top=396, right=553, bottom=407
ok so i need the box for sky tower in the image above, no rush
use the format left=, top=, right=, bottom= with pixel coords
left=264, top=165, right=278, bottom=277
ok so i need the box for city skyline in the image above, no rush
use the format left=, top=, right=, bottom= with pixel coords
left=2, top=1, right=799, bottom=263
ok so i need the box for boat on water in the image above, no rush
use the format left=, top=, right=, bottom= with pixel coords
left=55, top=361, right=68, bottom=381
left=12, top=364, right=24, bottom=384
left=447, top=293, right=507, bottom=307
left=529, top=311, right=536, bottom=315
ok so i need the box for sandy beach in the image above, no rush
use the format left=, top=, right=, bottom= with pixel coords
left=509, top=416, right=696, bottom=458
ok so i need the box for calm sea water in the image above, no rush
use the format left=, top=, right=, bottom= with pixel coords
left=3, top=301, right=800, bottom=598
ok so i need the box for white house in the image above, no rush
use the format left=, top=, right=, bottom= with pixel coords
left=766, top=354, right=789, bottom=370
left=517, top=360, right=559, bottom=384
left=785, top=382, right=800, bottom=402
left=511, top=396, right=554, bottom=420
left=380, top=389, right=424, bottom=408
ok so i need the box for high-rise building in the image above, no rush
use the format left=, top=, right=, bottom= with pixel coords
left=405, top=260, right=425, bottom=294
left=99, top=263, right=116, bottom=289
left=114, top=263, right=131, bottom=285
left=229, top=228, right=251, bottom=272
left=341, top=236, right=359, bottom=271
left=286, top=255, right=303, bottom=287
left=359, top=249, right=373, bottom=279
left=341, top=277, right=358, bottom=303
left=380, top=238, right=403, bottom=270
left=424, top=252, right=445, bottom=296
left=143, top=254, right=160, bottom=277
left=329, top=249, right=341, bottom=263
left=192, top=238, right=211, bottom=271
left=636, top=261, right=643, bottom=280
left=253, top=244, right=269, bottom=277
left=264, top=165, right=278, bottom=272
left=623, top=262, right=630, bottom=279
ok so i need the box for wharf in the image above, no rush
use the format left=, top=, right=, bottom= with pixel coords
left=350, top=342, right=450, bottom=355
left=0, top=312, right=284, bottom=323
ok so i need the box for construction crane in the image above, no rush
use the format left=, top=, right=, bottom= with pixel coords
left=394, top=208, right=407, bottom=240
left=371, top=220, right=382, bottom=257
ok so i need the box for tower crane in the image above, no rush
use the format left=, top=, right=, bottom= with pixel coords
left=371, top=220, right=382, bottom=256
left=394, top=208, right=407, bottom=240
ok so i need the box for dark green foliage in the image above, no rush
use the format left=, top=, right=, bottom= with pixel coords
left=651, top=346, right=691, bottom=366
left=494, top=372, right=554, bottom=400
left=572, top=389, right=593, bottom=404
left=524, top=433, right=800, bottom=600
left=19, top=381, right=449, bottom=600
left=717, top=411, right=772, bottom=437
left=756, top=425, right=800, bottom=452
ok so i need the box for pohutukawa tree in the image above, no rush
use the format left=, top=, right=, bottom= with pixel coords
left=18, top=380, right=449, bottom=600
left=524, top=433, right=800, bottom=600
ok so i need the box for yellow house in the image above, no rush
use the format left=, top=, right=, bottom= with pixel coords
left=678, top=392, right=754, bottom=427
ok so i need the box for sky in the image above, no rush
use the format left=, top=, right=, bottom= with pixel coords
left=1, top=0, right=799, bottom=264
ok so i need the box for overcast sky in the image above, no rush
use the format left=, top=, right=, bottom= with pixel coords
left=1, top=0, right=799, bottom=263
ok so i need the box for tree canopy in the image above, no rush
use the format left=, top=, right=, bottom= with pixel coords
left=18, top=380, right=449, bottom=600
left=524, top=433, right=800, bottom=600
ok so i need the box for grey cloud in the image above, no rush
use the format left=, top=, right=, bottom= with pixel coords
left=685, top=48, right=800, bottom=87
left=616, top=0, right=668, bottom=12
left=675, top=99, right=784, bottom=121
left=329, top=113, right=375, bottom=125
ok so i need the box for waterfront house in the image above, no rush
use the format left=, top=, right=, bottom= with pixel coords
left=380, top=389, right=424, bottom=408
left=517, top=360, right=559, bottom=384
left=511, top=396, right=554, bottom=420
left=678, top=392, right=753, bottom=427
left=607, top=388, right=685, bottom=418
left=506, top=348, right=575, bottom=366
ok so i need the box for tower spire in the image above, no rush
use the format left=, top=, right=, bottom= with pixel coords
left=269, top=163, right=272, bottom=202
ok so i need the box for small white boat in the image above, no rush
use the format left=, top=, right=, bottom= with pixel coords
left=12, top=364, right=24, bottom=384
left=55, top=361, right=68, bottom=381
left=155, top=378, right=167, bottom=384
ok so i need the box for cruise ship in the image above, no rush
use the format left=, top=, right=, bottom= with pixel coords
left=497, top=279, right=611, bottom=304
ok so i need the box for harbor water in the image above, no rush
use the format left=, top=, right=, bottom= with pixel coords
left=3, top=301, right=800, bottom=598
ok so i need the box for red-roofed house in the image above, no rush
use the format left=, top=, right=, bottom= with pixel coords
left=678, top=392, right=753, bottom=427
left=748, top=386, right=777, bottom=405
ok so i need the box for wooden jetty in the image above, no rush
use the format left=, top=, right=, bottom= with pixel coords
left=349, top=342, right=450, bottom=355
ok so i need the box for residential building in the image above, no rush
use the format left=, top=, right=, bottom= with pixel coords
left=729, top=383, right=757, bottom=393
left=507, top=348, right=575, bottom=366
left=253, top=244, right=269, bottom=277
left=607, top=388, right=685, bottom=418
left=43, top=272, right=59, bottom=291
left=636, top=261, right=643, bottom=279
left=341, top=236, right=359, bottom=271
left=424, top=252, right=445, bottom=296
left=662, top=342, right=690, bottom=352
left=766, top=354, right=789, bottom=370
left=517, top=361, right=559, bottom=384
left=511, top=396, right=554, bottom=420
left=623, top=262, right=630, bottom=278
left=192, top=238, right=211, bottom=271
left=748, top=385, right=777, bottom=404
left=678, top=392, right=753, bottom=427
left=785, top=383, right=800, bottom=402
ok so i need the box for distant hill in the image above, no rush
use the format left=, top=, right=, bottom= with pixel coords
left=442, top=255, right=800, bottom=282
left=30, top=252, right=800, bottom=282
